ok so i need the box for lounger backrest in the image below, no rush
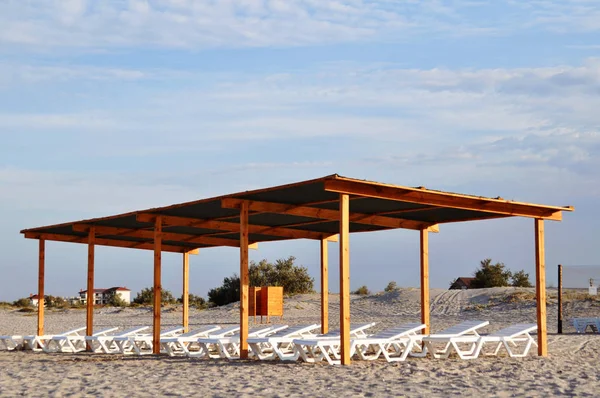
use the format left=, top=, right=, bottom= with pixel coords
left=116, top=326, right=150, bottom=337
left=91, top=327, right=119, bottom=336
left=61, top=327, right=87, bottom=336
left=209, top=325, right=241, bottom=338
left=179, top=325, right=221, bottom=338
left=248, top=325, right=286, bottom=337
left=317, top=322, right=377, bottom=338
left=268, top=324, right=321, bottom=339
left=492, top=324, right=537, bottom=338
left=160, top=327, right=185, bottom=337
left=434, top=320, right=489, bottom=337
left=368, top=323, right=426, bottom=339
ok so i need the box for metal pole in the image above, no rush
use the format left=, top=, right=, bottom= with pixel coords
left=558, top=264, right=563, bottom=334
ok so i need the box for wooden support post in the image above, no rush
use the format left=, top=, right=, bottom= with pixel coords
left=320, top=238, right=329, bottom=334
left=420, top=229, right=430, bottom=335
left=153, top=216, right=162, bottom=354
left=37, top=239, right=45, bottom=336
left=86, top=227, right=95, bottom=348
left=240, top=201, right=250, bottom=359
left=339, top=194, right=351, bottom=365
left=535, top=219, right=547, bottom=356
left=558, top=264, right=563, bottom=334
left=182, top=252, right=190, bottom=333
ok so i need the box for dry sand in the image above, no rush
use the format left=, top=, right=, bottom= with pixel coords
left=1, top=287, right=599, bottom=397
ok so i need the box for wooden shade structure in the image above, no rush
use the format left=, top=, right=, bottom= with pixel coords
left=21, top=174, right=573, bottom=362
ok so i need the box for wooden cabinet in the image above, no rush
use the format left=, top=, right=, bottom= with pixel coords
left=249, top=286, right=283, bottom=323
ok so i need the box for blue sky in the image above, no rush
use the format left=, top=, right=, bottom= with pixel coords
left=1, top=0, right=599, bottom=301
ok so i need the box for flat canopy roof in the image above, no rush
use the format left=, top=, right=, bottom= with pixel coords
left=21, top=174, right=574, bottom=253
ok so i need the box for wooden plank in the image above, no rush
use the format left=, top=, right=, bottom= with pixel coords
left=24, top=232, right=198, bottom=254
left=221, top=198, right=439, bottom=232
left=153, top=216, right=162, bottom=355
left=324, top=179, right=565, bottom=221
left=75, top=223, right=254, bottom=249
left=321, top=238, right=329, bottom=334
left=37, top=239, right=45, bottom=336
left=136, top=213, right=336, bottom=241
left=239, top=201, right=249, bottom=359
left=182, top=252, right=190, bottom=333
left=535, top=219, right=547, bottom=356
left=86, top=227, right=95, bottom=348
left=339, top=194, right=351, bottom=365
left=420, top=229, right=430, bottom=335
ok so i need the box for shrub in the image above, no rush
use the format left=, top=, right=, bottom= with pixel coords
left=106, top=292, right=128, bottom=307
left=384, top=281, right=398, bottom=292
left=178, top=294, right=208, bottom=309
left=353, top=285, right=370, bottom=295
left=511, top=270, right=533, bottom=287
left=471, top=259, right=512, bottom=288
left=208, top=256, right=315, bottom=307
left=133, top=287, right=177, bottom=305
left=208, top=275, right=241, bottom=307
left=13, top=298, right=32, bottom=308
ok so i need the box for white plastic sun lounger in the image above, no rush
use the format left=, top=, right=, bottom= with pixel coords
left=113, top=327, right=184, bottom=355
left=248, top=323, right=321, bottom=361
left=573, top=318, right=600, bottom=333
left=0, top=335, right=25, bottom=351
left=184, top=325, right=242, bottom=357
left=85, top=326, right=150, bottom=353
left=160, top=325, right=222, bottom=356
left=350, top=323, right=427, bottom=362
left=470, top=323, right=538, bottom=358
left=44, top=327, right=119, bottom=353
left=196, top=324, right=289, bottom=359
left=22, top=327, right=87, bottom=352
left=293, top=322, right=378, bottom=365
left=419, top=320, right=490, bottom=359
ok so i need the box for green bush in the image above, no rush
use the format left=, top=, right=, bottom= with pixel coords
left=133, top=287, right=177, bottom=305
left=471, top=259, right=512, bottom=288
left=353, top=285, right=371, bottom=295
left=384, top=281, right=398, bottom=292
left=208, top=256, right=315, bottom=307
left=178, top=294, right=208, bottom=309
left=511, top=270, right=533, bottom=287
left=12, top=298, right=32, bottom=308
left=106, top=292, right=128, bottom=307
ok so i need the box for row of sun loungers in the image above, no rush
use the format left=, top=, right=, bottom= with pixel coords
left=0, top=321, right=539, bottom=364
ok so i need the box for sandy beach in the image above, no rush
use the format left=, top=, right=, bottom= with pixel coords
left=1, top=288, right=599, bottom=397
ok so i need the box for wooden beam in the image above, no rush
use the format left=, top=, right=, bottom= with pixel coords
left=25, top=232, right=198, bottom=254
left=324, top=179, right=566, bottom=221
left=239, top=201, right=250, bottom=359
left=24, top=232, right=199, bottom=254
left=535, top=219, right=547, bottom=356
left=153, top=216, right=162, bottom=355
left=339, top=193, right=351, bottom=365
left=136, top=213, right=335, bottom=241
left=74, top=224, right=248, bottom=249
left=320, top=238, right=329, bottom=334
left=420, top=229, right=430, bottom=335
left=37, top=239, right=45, bottom=336
left=86, top=227, right=95, bottom=348
left=182, top=252, right=190, bottom=333
left=221, top=199, right=439, bottom=232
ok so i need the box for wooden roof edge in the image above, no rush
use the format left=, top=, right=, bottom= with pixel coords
left=331, top=175, right=574, bottom=213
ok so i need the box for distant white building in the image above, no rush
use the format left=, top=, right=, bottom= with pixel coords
left=79, top=287, right=131, bottom=305
left=28, top=294, right=41, bottom=307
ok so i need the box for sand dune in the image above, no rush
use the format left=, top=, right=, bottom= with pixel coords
left=0, top=288, right=598, bottom=397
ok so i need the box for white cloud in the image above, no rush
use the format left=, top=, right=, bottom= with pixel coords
left=0, top=0, right=597, bottom=50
